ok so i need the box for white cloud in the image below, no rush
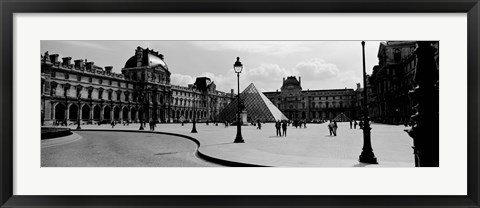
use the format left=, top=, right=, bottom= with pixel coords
left=60, top=41, right=113, bottom=51
left=293, top=58, right=339, bottom=80
left=243, top=64, right=296, bottom=91
left=170, top=73, right=194, bottom=86
left=192, top=41, right=312, bottom=56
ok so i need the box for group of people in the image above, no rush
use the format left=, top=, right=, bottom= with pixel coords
left=292, top=119, right=307, bottom=128
left=349, top=119, right=365, bottom=129
left=328, top=120, right=338, bottom=136
left=275, top=120, right=288, bottom=137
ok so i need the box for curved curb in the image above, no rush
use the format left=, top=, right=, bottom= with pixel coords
left=72, top=129, right=269, bottom=167
left=41, top=132, right=82, bottom=148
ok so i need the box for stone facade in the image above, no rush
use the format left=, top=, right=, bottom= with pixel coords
left=368, top=41, right=439, bottom=124
left=41, top=47, right=234, bottom=126
left=263, top=76, right=360, bottom=121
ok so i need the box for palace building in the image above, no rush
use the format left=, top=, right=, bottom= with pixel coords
left=367, top=41, right=439, bottom=124
left=263, top=76, right=360, bottom=121
left=41, top=46, right=234, bottom=126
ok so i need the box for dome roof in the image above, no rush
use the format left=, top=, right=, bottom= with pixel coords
left=284, top=76, right=300, bottom=86
left=124, top=56, right=137, bottom=68
left=123, top=53, right=168, bottom=69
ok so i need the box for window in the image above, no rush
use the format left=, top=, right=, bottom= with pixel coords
left=77, top=75, right=81, bottom=81
left=108, top=92, right=112, bottom=100
left=88, top=89, right=92, bottom=99
left=51, top=71, right=56, bottom=78
left=98, top=91, right=103, bottom=100
left=394, top=48, right=402, bottom=63
left=65, top=73, right=69, bottom=80
left=99, top=79, right=103, bottom=84
left=109, top=80, right=112, bottom=85
left=89, top=77, right=92, bottom=83
left=117, top=92, right=121, bottom=101
left=118, top=82, right=121, bottom=87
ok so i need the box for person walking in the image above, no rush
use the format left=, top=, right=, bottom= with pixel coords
left=111, top=120, right=115, bottom=128
left=354, top=120, right=357, bottom=129
left=350, top=120, right=353, bottom=129
left=275, top=120, right=281, bottom=136
left=359, top=120, right=364, bottom=129
left=257, top=119, right=262, bottom=130
left=333, top=121, right=338, bottom=136
left=328, top=120, right=334, bottom=136
left=282, top=120, right=287, bottom=137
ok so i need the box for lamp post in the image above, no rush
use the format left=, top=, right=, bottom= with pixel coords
left=76, top=96, right=81, bottom=130
left=359, top=41, right=378, bottom=164
left=191, top=85, right=198, bottom=133
left=233, top=57, right=244, bottom=143
left=139, top=92, right=144, bottom=130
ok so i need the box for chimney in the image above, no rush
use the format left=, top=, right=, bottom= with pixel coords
left=357, top=83, right=361, bottom=89
left=62, top=57, right=72, bottom=66
left=74, top=59, right=84, bottom=69
left=105, top=66, right=113, bottom=73
left=135, top=46, right=143, bottom=67
left=85, top=62, right=95, bottom=70
left=159, top=54, right=164, bottom=60
left=231, top=89, right=234, bottom=96
left=283, top=77, right=285, bottom=83
left=299, top=76, right=301, bottom=85
left=49, top=54, right=59, bottom=64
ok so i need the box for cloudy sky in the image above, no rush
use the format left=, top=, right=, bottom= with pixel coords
left=41, top=41, right=383, bottom=93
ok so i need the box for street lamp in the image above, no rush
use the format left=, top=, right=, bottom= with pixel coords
left=191, top=85, right=198, bottom=133
left=359, top=41, right=378, bottom=164
left=233, top=57, right=244, bottom=143
left=139, top=92, right=145, bottom=130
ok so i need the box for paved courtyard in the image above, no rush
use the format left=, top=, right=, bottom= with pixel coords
left=48, top=121, right=415, bottom=167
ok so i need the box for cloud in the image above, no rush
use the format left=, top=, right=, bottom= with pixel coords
left=170, top=72, right=238, bottom=93
left=171, top=58, right=356, bottom=93
left=170, top=73, right=195, bottom=86
left=192, top=41, right=312, bottom=56
left=293, top=59, right=339, bottom=80
left=243, top=64, right=296, bottom=91
left=59, top=41, right=114, bottom=51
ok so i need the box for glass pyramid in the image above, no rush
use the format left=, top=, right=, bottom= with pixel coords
left=332, top=113, right=351, bottom=122
left=218, top=83, right=288, bottom=122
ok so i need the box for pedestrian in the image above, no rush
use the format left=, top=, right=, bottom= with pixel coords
left=350, top=120, right=353, bottom=129
left=257, top=119, right=262, bottom=130
left=111, top=120, right=115, bottom=128
left=359, top=120, right=364, bottom=129
left=354, top=120, right=357, bottom=129
left=153, top=120, right=156, bottom=131
left=304, top=119, right=307, bottom=128
left=224, top=120, right=228, bottom=128
left=148, top=120, right=152, bottom=130
left=282, top=120, right=287, bottom=136
left=275, top=120, right=281, bottom=136
left=333, top=121, right=338, bottom=136
left=328, top=120, right=334, bottom=136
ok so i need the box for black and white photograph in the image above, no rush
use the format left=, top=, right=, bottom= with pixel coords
left=40, top=40, right=439, bottom=167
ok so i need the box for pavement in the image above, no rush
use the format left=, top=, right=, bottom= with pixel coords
left=42, top=131, right=220, bottom=167
left=57, top=122, right=415, bottom=167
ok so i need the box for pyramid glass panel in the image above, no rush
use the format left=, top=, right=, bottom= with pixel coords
left=332, top=113, right=351, bottom=122
left=218, top=83, right=288, bottom=122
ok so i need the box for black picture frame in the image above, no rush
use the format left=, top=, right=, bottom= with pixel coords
left=1, top=0, right=479, bottom=207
